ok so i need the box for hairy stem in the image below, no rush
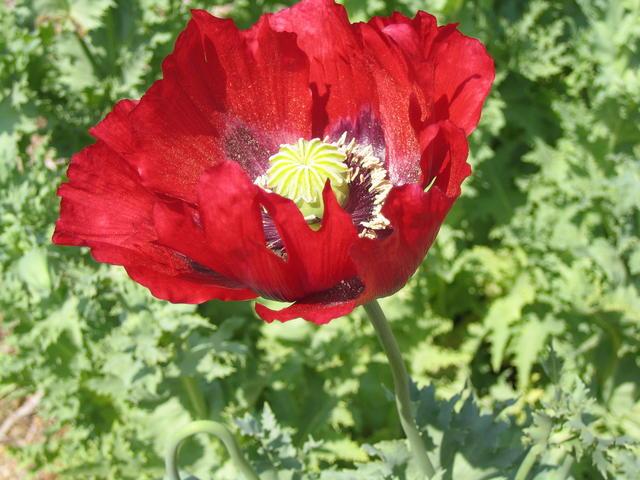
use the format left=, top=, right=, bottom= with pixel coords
left=165, top=420, right=259, bottom=480
left=363, top=300, right=436, bottom=478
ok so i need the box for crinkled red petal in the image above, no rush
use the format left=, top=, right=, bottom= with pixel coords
left=430, top=25, right=495, bottom=134
left=90, top=11, right=312, bottom=202
left=258, top=183, right=358, bottom=290
left=368, top=11, right=495, bottom=135
left=89, top=99, right=138, bottom=153
left=195, top=161, right=359, bottom=302
left=355, top=20, right=427, bottom=184
left=268, top=0, right=373, bottom=135
left=255, top=299, right=357, bottom=325
left=351, top=121, right=471, bottom=301
left=152, top=200, right=246, bottom=290
left=270, top=0, right=427, bottom=184
left=124, top=265, right=249, bottom=304
left=196, top=161, right=297, bottom=299
left=351, top=184, right=449, bottom=303
left=53, top=142, right=256, bottom=302
left=420, top=120, right=471, bottom=193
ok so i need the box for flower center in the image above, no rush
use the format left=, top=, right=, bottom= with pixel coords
left=266, top=138, right=349, bottom=220
left=256, top=134, right=392, bottom=249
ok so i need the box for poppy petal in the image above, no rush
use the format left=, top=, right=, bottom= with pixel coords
left=255, top=299, right=357, bottom=324
left=89, top=99, right=138, bottom=154
left=351, top=122, right=470, bottom=301
left=125, top=266, right=252, bottom=304
left=53, top=142, right=256, bottom=302
left=430, top=25, right=495, bottom=134
left=91, top=11, right=312, bottom=202
left=355, top=20, right=426, bottom=184
left=368, top=11, right=494, bottom=134
left=196, top=161, right=359, bottom=302
left=258, top=182, right=359, bottom=292
left=197, top=161, right=307, bottom=300
left=271, top=0, right=428, bottom=184
left=268, top=0, right=376, bottom=135
left=420, top=120, right=471, bottom=193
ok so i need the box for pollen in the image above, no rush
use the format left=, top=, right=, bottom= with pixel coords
left=334, top=133, right=392, bottom=239
left=266, top=138, right=349, bottom=219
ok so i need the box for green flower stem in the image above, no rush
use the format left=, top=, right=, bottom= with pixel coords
left=181, top=376, right=208, bottom=419
left=165, top=420, right=260, bottom=480
left=363, top=300, right=436, bottom=478
left=514, top=444, right=543, bottom=480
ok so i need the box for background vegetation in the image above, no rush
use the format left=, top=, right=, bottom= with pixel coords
left=1, top=0, right=639, bottom=478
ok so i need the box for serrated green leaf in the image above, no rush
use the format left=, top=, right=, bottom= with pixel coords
left=485, top=275, right=536, bottom=372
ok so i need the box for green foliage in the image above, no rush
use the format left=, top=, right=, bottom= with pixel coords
left=1, top=0, right=639, bottom=479
left=525, top=348, right=640, bottom=479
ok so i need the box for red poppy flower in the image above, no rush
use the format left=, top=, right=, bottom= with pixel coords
left=53, top=0, right=494, bottom=324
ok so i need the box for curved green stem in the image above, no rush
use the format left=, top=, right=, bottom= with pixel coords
left=363, top=300, right=436, bottom=478
left=514, top=445, right=543, bottom=480
left=165, top=420, right=259, bottom=480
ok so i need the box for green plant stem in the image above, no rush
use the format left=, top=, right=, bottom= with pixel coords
left=363, top=300, right=436, bottom=478
left=181, top=376, right=208, bottom=419
left=69, top=18, right=103, bottom=77
left=165, top=420, right=259, bottom=480
left=514, top=445, right=543, bottom=480
left=558, top=454, right=574, bottom=478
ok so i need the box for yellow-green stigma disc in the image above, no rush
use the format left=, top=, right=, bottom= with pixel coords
left=266, top=138, right=349, bottom=220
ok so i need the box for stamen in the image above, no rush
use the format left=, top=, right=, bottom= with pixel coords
left=332, top=133, right=392, bottom=239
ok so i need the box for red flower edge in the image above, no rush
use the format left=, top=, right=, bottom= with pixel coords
left=53, top=0, right=494, bottom=324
